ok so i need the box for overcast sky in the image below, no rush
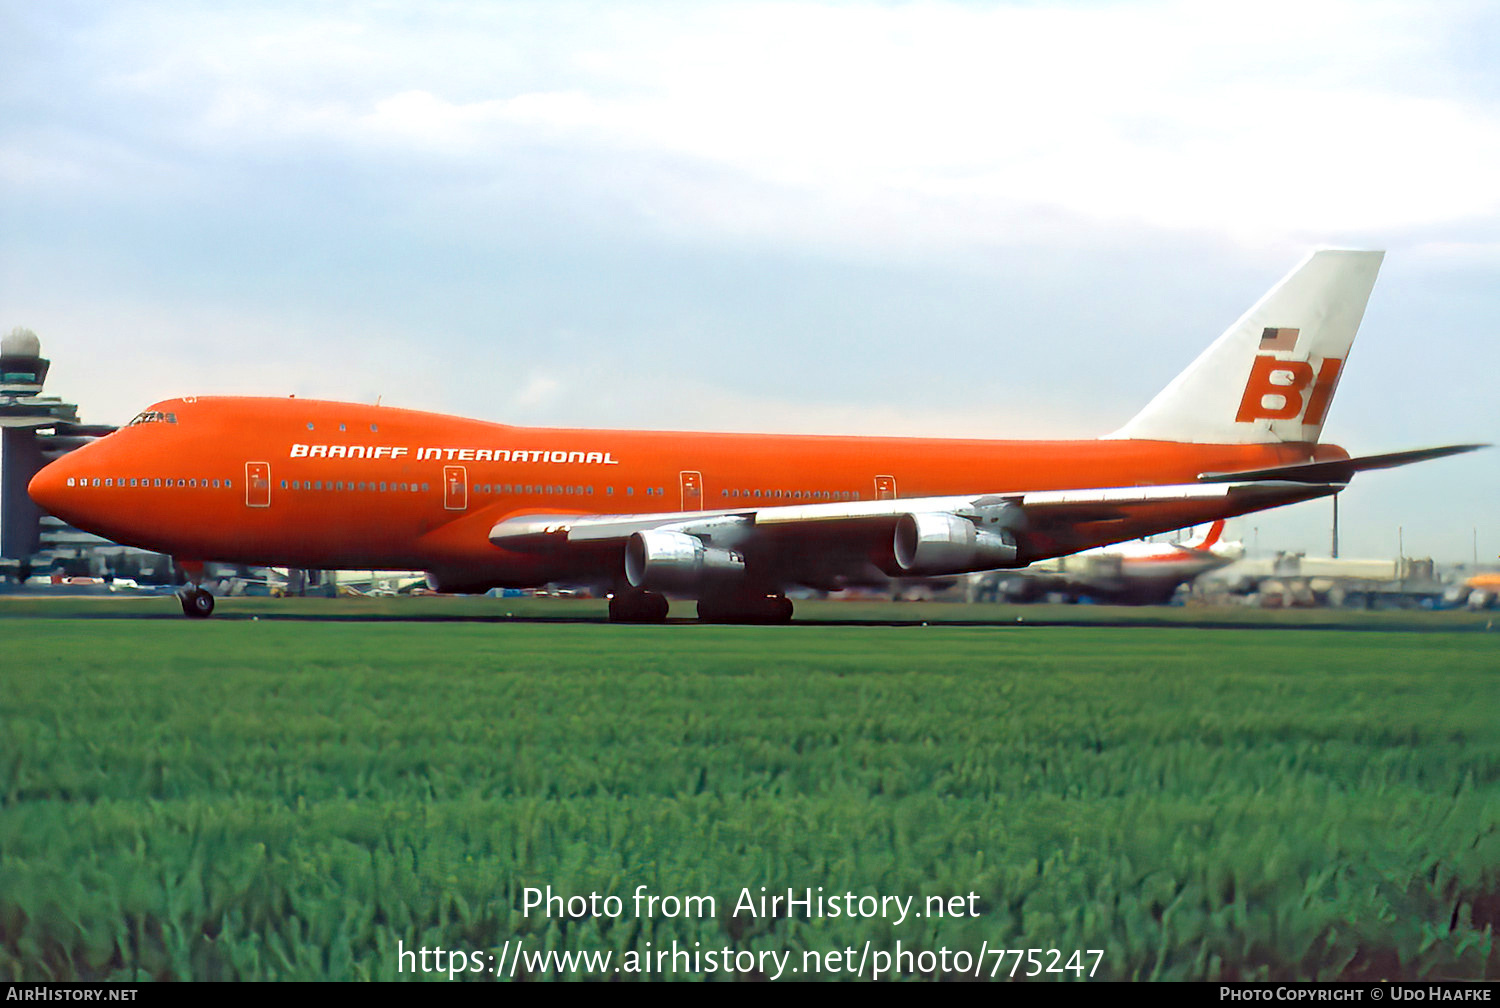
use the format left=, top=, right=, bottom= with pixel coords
left=2, top=0, right=1496, bottom=563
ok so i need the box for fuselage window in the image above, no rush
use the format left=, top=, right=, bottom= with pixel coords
left=130, top=479, right=138, bottom=487
left=338, top=423, right=346, bottom=432
left=213, top=479, right=220, bottom=488
left=306, top=422, right=314, bottom=431
left=606, top=486, right=613, bottom=495
left=370, top=424, right=378, bottom=433
left=225, top=479, right=232, bottom=489
left=586, top=486, right=593, bottom=495
left=153, top=479, right=162, bottom=487
left=626, top=487, right=634, bottom=496
left=188, top=479, right=196, bottom=487
left=379, top=482, right=387, bottom=492
left=280, top=480, right=288, bottom=489
left=420, top=483, right=429, bottom=492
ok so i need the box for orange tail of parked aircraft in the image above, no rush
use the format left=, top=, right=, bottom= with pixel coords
left=28, top=250, right=1485, bottom=621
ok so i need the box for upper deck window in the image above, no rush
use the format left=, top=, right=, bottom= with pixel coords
left=127, top=411, right=178, bottom=426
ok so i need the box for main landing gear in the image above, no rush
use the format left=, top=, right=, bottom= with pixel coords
left=608, top=588, right=670, bottom=623
left=696, top=593, right=794, bottom=624
left=174, top=559, right=215, bottom=619
left=606, top=589, right=796, bottom=624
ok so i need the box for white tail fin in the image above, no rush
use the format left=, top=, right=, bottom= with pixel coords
left=1106, top=250, right=1384, bottom=444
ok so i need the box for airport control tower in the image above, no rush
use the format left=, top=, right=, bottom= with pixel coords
left=0, top=328, right=117, bottom=578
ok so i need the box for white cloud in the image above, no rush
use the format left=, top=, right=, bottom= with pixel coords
left=512, top=372, right=562, bottom=410
left=18, top=1, right=1499, bottom=251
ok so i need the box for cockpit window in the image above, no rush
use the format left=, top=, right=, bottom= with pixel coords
left=128, top=411, right=178, bottom=426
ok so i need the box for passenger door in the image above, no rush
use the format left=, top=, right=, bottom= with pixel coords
left=443, top=465, right=468, bottom=511
left=680, top=470, right=703, bottom=511
left=245, top=462, right=271, bottom=508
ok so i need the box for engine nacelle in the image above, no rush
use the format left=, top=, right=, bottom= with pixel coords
left=893, top=512, right=1019, bottom=575
left=625, top=530, right=746, bottom=594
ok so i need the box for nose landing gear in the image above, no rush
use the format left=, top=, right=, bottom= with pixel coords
left=178, top=586, right=215, bottom=618
left=174, top=560, right=215, bottom=618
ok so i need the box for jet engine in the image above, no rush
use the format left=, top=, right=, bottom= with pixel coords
left=893, top=512, right=1019, bottom=575
left=625, top=530, right=746, bottom=594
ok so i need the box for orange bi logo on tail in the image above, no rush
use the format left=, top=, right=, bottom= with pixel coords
left=1235, top=355, right=1343, bottom=425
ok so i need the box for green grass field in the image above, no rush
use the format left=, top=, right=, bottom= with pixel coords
left=1, top=598, right=1496, bottom=980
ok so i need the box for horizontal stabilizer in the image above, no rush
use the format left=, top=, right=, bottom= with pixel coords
left=1198, top=443, right=1488, bottom=485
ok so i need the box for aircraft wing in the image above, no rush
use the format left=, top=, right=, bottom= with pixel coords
left=488, top=478, right=1336, bottom=578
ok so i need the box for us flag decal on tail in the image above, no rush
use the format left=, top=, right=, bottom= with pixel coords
left=1259, top=327, right=1300, bottom=351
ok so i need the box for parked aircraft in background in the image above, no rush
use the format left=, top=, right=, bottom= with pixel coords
left=27, top=250, right=1483, bottom=622
left=988, top=521, right=1243, bottom=605
left=1461, top=573, right=1500, bottom=610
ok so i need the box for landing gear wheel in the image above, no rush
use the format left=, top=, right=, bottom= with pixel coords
left=608, top=589, right=669, bottom=623
left=696, top=594, right=794, bottom=624
left=179, top=587, right=215, bottom=619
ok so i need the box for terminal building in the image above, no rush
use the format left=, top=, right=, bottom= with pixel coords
left=0, top=328, right=169, bottom=584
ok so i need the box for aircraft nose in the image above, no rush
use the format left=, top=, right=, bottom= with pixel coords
left=28, top=449, right=93, bottom=525
left=28, top=459, right=72, bottom=516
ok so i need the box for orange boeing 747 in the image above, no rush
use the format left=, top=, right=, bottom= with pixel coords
left=27, top=250, right=1483, bottom=622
